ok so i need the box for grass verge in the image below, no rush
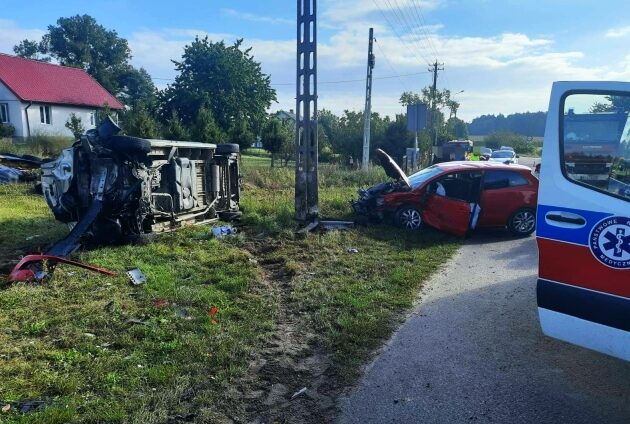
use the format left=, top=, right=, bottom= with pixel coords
left=0, top=154, right=460, bottom=422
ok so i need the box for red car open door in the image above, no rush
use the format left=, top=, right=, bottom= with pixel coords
left=423, top=194, right=472, bottom=237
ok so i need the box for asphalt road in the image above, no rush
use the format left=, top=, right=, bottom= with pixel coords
left=338, top=233, right=630, bottom=424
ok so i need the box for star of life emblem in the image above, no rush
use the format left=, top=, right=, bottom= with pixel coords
left=589, top=216, right=630, bottom=269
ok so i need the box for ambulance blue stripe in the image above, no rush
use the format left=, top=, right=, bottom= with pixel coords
left=537, top=279, right=630, bottom=332
left=536, top=205, right=612, bottom=246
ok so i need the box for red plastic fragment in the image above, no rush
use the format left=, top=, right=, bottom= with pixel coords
left=7, top=254, right=116, bottom=283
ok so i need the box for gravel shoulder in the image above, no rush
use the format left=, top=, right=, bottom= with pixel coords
left=338, top=232, right=630, bottom=424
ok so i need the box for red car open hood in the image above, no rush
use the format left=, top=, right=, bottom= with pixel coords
left=376, top=149, right=411, bottom=189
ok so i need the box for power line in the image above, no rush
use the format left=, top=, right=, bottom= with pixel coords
left=374, top=38, right=410, bottom=92
left=389, top=0, right=434, bottom=62
left=371, top=0, right=431, bottom=67
left=409, top=0, right=440, bottom=59
left=150, top=70, right=432, bottom=87
left=384, top=0, right=432, bottom=66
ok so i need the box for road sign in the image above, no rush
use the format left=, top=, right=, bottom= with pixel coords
left=407, top=103, right=428, bottom=132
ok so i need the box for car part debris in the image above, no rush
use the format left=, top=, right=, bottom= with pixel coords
left=127, top=268, right=146, bottom=286
left=319, top=220, right=354, bottom=230
left=0, top=399, right=46, bottom=414
left=347, top=247, right=359, bottom=254
left=212, top=225, right=237, bottom=239
left=7, top=254, right=116, bottom=283
left=0, top=165, right=21, bottom=184
left=41, top=117, right=241, bottom=244
left=290, top=387, right=308, bottom=400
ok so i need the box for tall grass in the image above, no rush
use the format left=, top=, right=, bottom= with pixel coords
left=0, top=134, right=74, bottom=158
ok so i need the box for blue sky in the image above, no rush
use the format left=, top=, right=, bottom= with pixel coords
left=2, top=0, right=630, bottom=120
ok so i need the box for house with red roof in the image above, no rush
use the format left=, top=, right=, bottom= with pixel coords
left=0, top=53, right=124, bottom=139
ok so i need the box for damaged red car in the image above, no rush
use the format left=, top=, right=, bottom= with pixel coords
left=352, top=149, right=539, bottom=237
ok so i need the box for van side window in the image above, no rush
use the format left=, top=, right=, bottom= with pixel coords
left=483, top=171, right=528, bottom=190
left=562, top=93, right=630, bottom=200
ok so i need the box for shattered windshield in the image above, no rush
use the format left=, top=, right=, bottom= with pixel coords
left=408, top=166, right=443, bottom=189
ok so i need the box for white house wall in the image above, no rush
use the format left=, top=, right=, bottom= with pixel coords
left=0, top=81, right=99, bottom=139
left=0, top=81, right=26, bottom=137
left=25, top=103, right=97, bottom=138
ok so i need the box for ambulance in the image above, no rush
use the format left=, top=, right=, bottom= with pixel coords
left=537, top=81, right=629, bottom=361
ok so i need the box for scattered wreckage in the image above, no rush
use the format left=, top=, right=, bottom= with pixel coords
left=8, top=117, right=242, bottom=283
left=352, top=149, right=539, bottom=237
left=0, top=152, right=42, bottom=184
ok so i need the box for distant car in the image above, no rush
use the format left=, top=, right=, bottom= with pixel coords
left=500, top=146, right=515, bottom=152
left=352, top=149, right=539, bottom=237
left=489, top=150, right=519, bottom=164
left=479, top=147, right=493, bottom=161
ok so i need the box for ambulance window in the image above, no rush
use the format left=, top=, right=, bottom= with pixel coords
left=562, top=93, right=630, bottom=200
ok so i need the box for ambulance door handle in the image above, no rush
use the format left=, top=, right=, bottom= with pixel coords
left=545, top=212, right=586, bottom=228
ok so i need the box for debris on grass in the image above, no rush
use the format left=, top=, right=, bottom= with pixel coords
left=212, top=225, right=238, bottom=239
left=127, top=268, right=147, bottom=286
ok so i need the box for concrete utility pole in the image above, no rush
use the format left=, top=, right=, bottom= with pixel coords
left=429, top=60, right=444, bottom=147
left=362, top=28, right=376, bottom=171
left=295, top=0, right=319, bottom=222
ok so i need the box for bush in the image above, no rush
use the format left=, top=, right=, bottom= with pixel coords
left=0, top=123, right=15, bottom=138
left=25, top=134, right=74, bottom=157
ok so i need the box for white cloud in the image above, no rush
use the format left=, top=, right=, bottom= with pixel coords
left=605, top=26, right=630, bottom=38
left=221, top=8, right=293, bottom=25
left=0, top=19, right=46, bottom=55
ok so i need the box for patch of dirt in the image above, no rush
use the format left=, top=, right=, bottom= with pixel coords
left=236, top=239, right=343, bottom=424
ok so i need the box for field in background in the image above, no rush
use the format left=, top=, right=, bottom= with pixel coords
left=0, top=153, right=459, bottom=423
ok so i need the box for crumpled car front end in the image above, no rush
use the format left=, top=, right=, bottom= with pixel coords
left=351, top=149, right=412, bottom=222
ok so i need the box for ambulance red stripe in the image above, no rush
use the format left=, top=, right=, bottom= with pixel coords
left=537, top=237, right=630, bottom=298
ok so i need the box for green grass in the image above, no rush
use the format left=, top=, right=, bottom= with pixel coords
left=0, top=153, right=459, bottom=422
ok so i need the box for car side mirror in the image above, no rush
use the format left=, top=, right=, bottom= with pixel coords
left=516, top=155, right=520, bottom=158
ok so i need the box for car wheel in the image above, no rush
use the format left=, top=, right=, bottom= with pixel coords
left=508, top=208, right=536, bottom=236
left=395, top=207, right=423, bottom=230
left=216, top=144, right=240, bottom=155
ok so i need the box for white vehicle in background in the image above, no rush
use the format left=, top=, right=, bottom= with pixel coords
left=537, top=81, right=630, bottom=361
left=500, top=145, right=515, bottom=152
left=488, top=150, right=519, bottom=164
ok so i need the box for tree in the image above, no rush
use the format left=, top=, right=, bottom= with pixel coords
left=65, top=113, right=85, bottom=139
left=162, top=110, right=190, bottom=140
left=158, top=36, right=276, bottom=135
left=13, top=39, right=49, bottom=61
left=118, top=67, right=157, bottom=109
left=228, top=119, right=255, bottom=151
left=261, top=118, right=292, bottom=167
left=122, top=103, right=160, bottom=139
left=193, top=106, right=224, bottom=144
left=446, top=117, right=469, bottom=139
left=483, top=131, right=535, bottom=154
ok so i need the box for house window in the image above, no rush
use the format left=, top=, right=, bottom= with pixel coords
left=39, top=106, right=51, bottom=125
left=0, top=103, right=8, bottom=123
left=90, top=112, right=95, bottom=126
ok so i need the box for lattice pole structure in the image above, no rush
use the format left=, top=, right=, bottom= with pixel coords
left=362, top=28, right=375, bottom=171
left=295, top=0, right=319, bottom=222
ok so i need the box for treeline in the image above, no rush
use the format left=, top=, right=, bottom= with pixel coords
left=13, top=15, right=276, bottom=150
left=468, top=111, right=547, bottom=137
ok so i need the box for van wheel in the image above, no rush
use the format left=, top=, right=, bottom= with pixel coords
left=508, top=208, right=536, bottom=236
left=395, top=207, right=423, bottom=230
left=103, top=135, right=151, bottom=155
left=216, top=144, right=240, bottom=155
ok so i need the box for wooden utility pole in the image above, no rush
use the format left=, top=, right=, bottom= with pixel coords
left=295, top=0, right=318, bottom=222
left=362, top=28, right=375, bottom=171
